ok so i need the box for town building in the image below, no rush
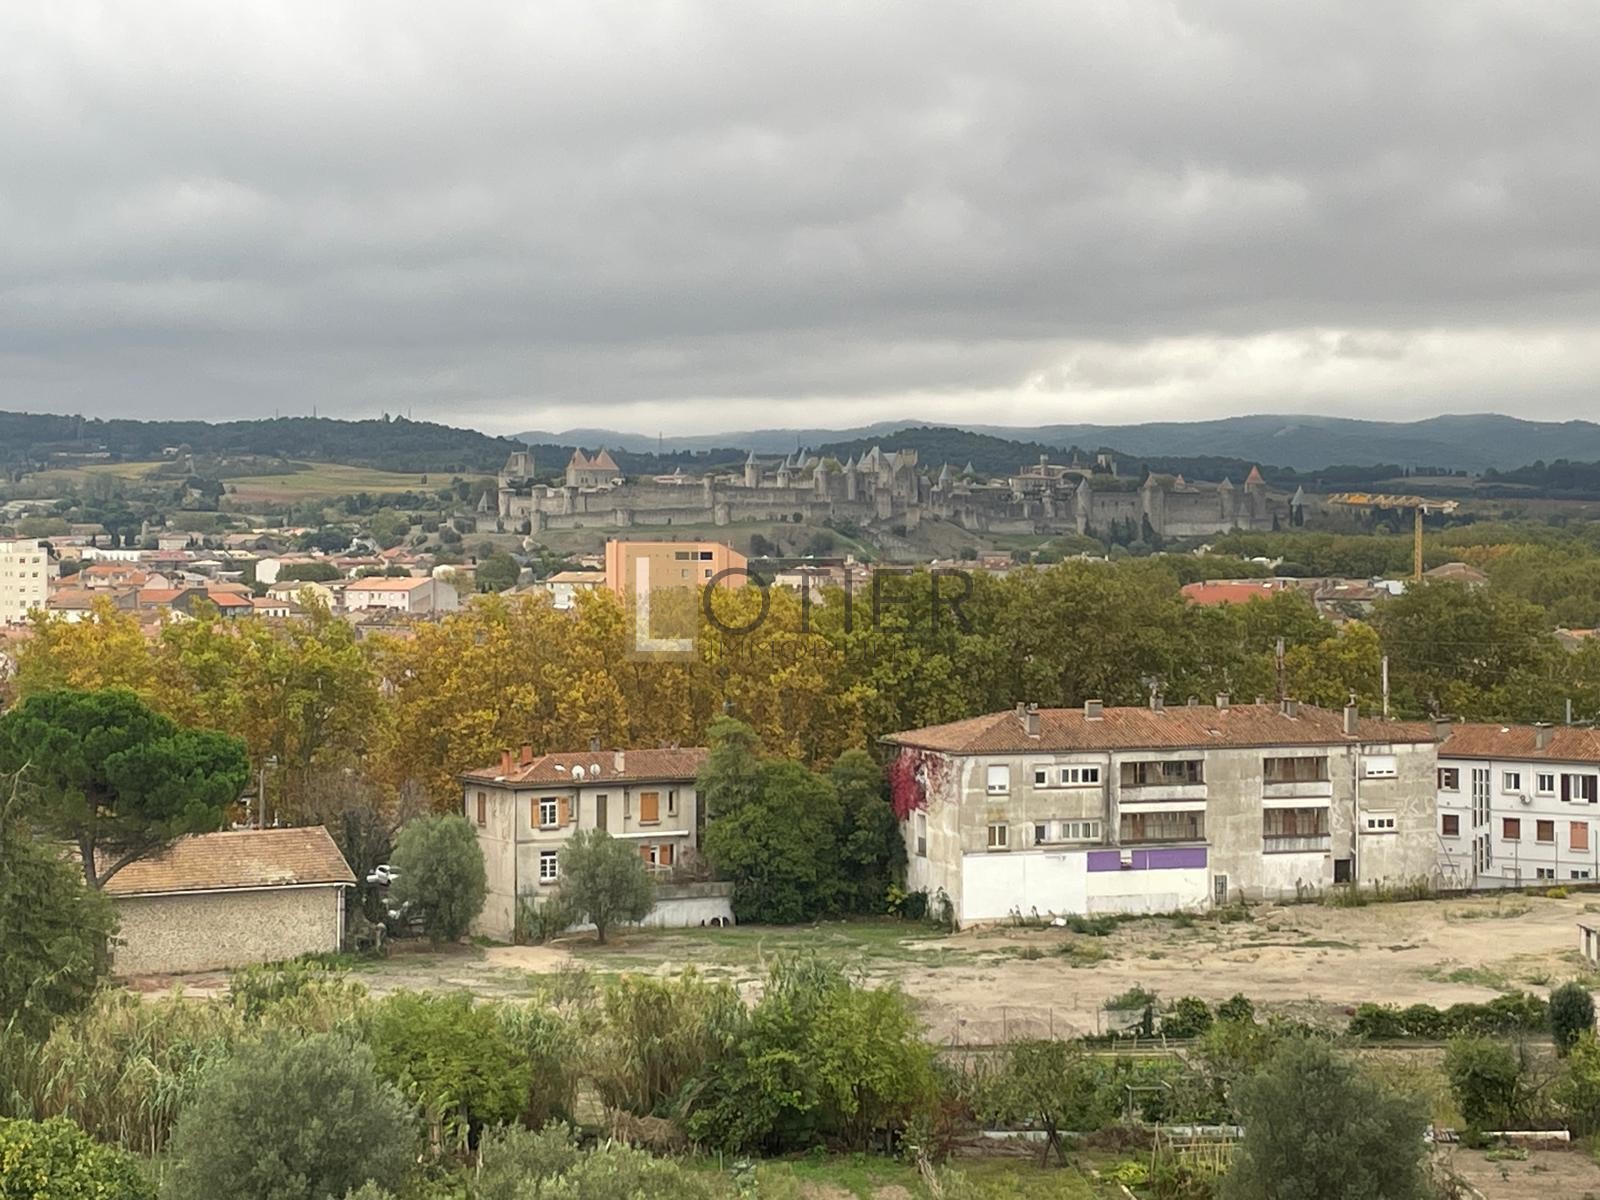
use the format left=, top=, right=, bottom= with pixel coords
left=541, top=569, right=605, bottom=610
left=0, top=538, right=55, bottom=624
left=1435, top=722, right=1600, bottom=889
left=342, top=575, right=459, bottom=615
left=102, top=828, right=354, bottom=975
left=460, top=745, right=729, bottom=940
left=884, top=700, right=1437, bottom=926
left=603, top=539, right=749, bottom=597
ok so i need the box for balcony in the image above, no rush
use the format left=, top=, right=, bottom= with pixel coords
left=1263, top=834, right=1332, bottom=854
left=1262, top=780, right=1334, bottom=801
left=1118, top=783, right=1207, bottom=803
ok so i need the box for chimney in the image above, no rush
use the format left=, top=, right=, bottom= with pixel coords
left=1024, top=703, right=1040, bottom=738
left=1536, top=722, right=1554, bottom=751
left=1432, top=717, right=1452, bottom=743
left=1215, top=693, right=1229, bottom=711
left=499, top=749, right=513, bottom=775
left=1084, top=699, right=1104, bottom=721
left=1150, top=693, right=1165, bottom=714
left=1255, top=694, right=1266, bottom=706
left=1186, top=696, right=1199, bottom=707
left=519, top=743, right=533, bottom=766
left=614, top=749, right=626, bottom=772
left=1344, top=702, right=1359, bottom=736
left=589, top=734, right=600, bottom=753
left=1016, top=701, right=1027, bottom=718
left=1282, top=699, right=1300, bottom=719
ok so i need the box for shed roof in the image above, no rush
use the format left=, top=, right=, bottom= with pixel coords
left=103, top=827, right=355, bottom=897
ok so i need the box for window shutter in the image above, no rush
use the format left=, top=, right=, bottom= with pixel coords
left=558, top=798, right=569, bottom=826
left=640, top=791, right=660, bottom=822
left=660, top=842, right=674, bottom=866
left=639, top=844, right=652, bottom=863
left=1564, top=774, right=1573, bottom=803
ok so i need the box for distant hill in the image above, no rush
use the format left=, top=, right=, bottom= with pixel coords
left=1, top=411, right=523, bottom=474
left=521, top=413, right=1600, bottom=473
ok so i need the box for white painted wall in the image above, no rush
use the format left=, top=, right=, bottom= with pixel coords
left=959, top=850, right=1209, bottom=922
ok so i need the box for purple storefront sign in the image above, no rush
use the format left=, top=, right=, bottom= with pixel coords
left=1085, top=846, right=1208, bottom=872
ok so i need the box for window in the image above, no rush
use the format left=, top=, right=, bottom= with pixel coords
left=1033, top=768, right=1049, bottom=787
left=475, top=792, right=487, bottom=826
left=538, top=798, right=559, bottom=828
left=915, top=812, right=927, bottom=858
left=986, top=765, right=1010, bottom=795
left=1363, top=813, right=1397, bottom=833
left=1362, top=756, right=1398, bottom=779
left=1062, top=820, right=1101, bottom=841
left=1536, top=867, right=1556, bottom=882
left=1262, top=807, right=1330, bottom=837
left=1537, top=820, right=1556, bottom=844
left=1503, top=771, right=1522, bottom=793
left=1265, top=756, right=1330, bottom=784
left=1437, top=768, right=1460, bottom=791
left=1121, top=760, right=1204, bottom=787
left=1035, top=822, right=1050, bottom=845
left=1119, top=810, right=1205, bottom=843
left=1575, top=870, right=1593, bottom=881
left=1058, top=766, right=1102, bottom=786
left=1563, top=774, right=1600, bottom=804
left=538, top=850, right=559, bottom=882
left=1575, top=822, right=1590, bottom=852
left=1441, top=813, right=1460, bottom=837
left=639, top=791, right=660, bottom=823
left=1537, top=773, right=1557, bottom=795
left=667, top=789, right=678, bottom=816
left=1503, top=817, right=1521, bottom=841
left=987, top=823, right=1009, bottom=850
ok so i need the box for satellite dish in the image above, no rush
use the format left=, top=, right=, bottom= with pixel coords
left=572, top=765, right=586, bottom=781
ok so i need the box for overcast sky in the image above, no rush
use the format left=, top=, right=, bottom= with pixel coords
left=4, top=2, right=1598, bottom=436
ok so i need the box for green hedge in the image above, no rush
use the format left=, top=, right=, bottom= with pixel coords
left=1348, top=993, right=1547, bottom=1040
left=0, top=1117, right=153, bottom=1200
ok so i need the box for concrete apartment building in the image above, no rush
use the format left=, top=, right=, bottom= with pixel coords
left=885, top=700, right=1437, bottom=926
left=461, top=745, right=726, bottom=940
left=0, top=538, right=55, bottom=624
left=1435, top=722, right=1600, bottom=889
left=603, top=539, right=749, bottom=597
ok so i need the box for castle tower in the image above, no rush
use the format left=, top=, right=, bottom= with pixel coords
left=1289, top=485, right=1306, bottom=528
left=843, top=456, right=858, bottom=502
left=1140, top=472, right=1165, bottom=538
left=1244, top=465, right=1267, bottom=525
left=1075, top=475, right=1093, bottom=535
left=744, top=450, right=759, bottom=489
left=1217, top=477, right=1235, bottom=523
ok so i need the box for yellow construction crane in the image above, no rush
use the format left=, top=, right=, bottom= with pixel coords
left=1326, top=493, right=1460, bottom=582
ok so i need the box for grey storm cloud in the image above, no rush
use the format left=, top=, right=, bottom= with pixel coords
left=2, top=1, right=1598, bottom=434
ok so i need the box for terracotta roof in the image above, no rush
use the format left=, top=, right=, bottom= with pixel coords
left=1180, top=580, right=1285, bottom=606
left=1439, top=723, right=1600, bottom=765
left=461, top=746, right=708, bottom=786
left=1245, top=465, right=1265, bottom=485
left=884, top=703, right=1433, bottom=754
left=590, top=449, right=620, bottom=472
left=207, top=592, right=253, bottom=608
left=102, top=828, right=355, bottom=897
left=1424, top=561, right=1489, bottom=585
left=135, top=588, right=186, bottom=606
left=47, top=587, right=100, bottom=608
left=347, top=576, right=429, bottom=591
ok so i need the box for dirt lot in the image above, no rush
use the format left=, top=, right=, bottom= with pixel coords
left=1442, top=1146, right=1600, bottom=1200
left=130, top=890, right=1600, bottom=1047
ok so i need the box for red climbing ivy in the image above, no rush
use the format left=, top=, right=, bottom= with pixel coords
left=888, top=747, right=948, bottom=820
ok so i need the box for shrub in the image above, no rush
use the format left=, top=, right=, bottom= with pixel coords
left=389, top=814, right=487, bottom=944
left=474, top=1123, right=717, bottom=1200
left=1216, top=994, right=1256, bottom=1025
left=593, top=972, right=743, bottom=1117
left=1555, top=1032, right=1600, bottom=1136
left=367, top=991, right=531, bottom=1144
left=1162, top=997, right=1214, bottom=1039
left=1349, top=994, right=1548, bottom=1041
left=556, top=830, right=656, bottom=944
left=161, top=1033, right=416, bottom=1200
left=1444, top=1035, right=1532, bottom=1131
left=0, top=1116, right=153, bottom=1200
left=973, top=1039, right=1118, bottom=1165
left=1550, top=982, right=1595, bottom=1056
left=516, top=892, right=579, bottom=944
left=497, top=1003, right=583, bottom=1128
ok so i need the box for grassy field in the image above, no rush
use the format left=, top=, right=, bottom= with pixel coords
left=223, top=464, right=487, bottom=503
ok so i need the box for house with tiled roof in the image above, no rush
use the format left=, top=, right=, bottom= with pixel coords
left=883, top=699, right=1438, bottom=925
left=343, top=574, right=458, bottom=615
left=1435, top=721, right=1600, bottom=890
left=460, top=744, right=723, bottom=939
left=102, top=827, right=355, bottom=975
left=565, top=448, right=622, bottom=489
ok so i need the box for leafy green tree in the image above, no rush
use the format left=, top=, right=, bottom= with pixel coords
left=473, top=553, right=522, bottom=593
left=161, top=1034, right=416, bottom=1200
left=703, top=758, right=842, bottom=923
left=976, top=1038, right=1115, bottom=1165
left=829, top=750, right=903, bottom=913
left=1444, top=1034, right=1532, bottom=1131
left=368, top=991, right=531, bottom=1144
left=1222, top=1038, right=1428, bottom=1200
left=389, top=814, right=487, bottom=944
left=697, top=717, right=764, bottom=819
left=0, top=772, right=118, bottom=1037
left=1555, top=1032, right=1600, bottom=1136
left=277, top=561, right=341, bottom=583
left=0, top=1116, right=153, bottom=1200
left=556, top=830, right=655, bottom=944
left=1550, top=982, right=1595, bottom=1055
left=0, top=689, right=249, bottom=888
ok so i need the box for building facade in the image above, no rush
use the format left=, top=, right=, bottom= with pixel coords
left=0, top=538, right=55, bottom=623
left=461, top=746, right=713, bottom=940
left=1435, top=723, right=1600, bottom=889
left=342, top=575, right=459, bottom=615
left=886, top=701, right=1437, bottom=926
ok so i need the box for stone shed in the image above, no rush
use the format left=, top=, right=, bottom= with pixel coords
left=104, top=827, right=355, bottom=975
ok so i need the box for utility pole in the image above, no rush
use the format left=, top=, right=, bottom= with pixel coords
left=1381, top=656, right=1390, bottom=720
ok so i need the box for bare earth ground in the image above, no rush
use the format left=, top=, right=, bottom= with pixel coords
left=1440, top=1147, right=1600, bottom=1200
left=138, top=892, right=1600, bottom=1047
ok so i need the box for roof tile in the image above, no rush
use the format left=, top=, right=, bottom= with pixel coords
left=103, top=828, right=355, bottom=896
